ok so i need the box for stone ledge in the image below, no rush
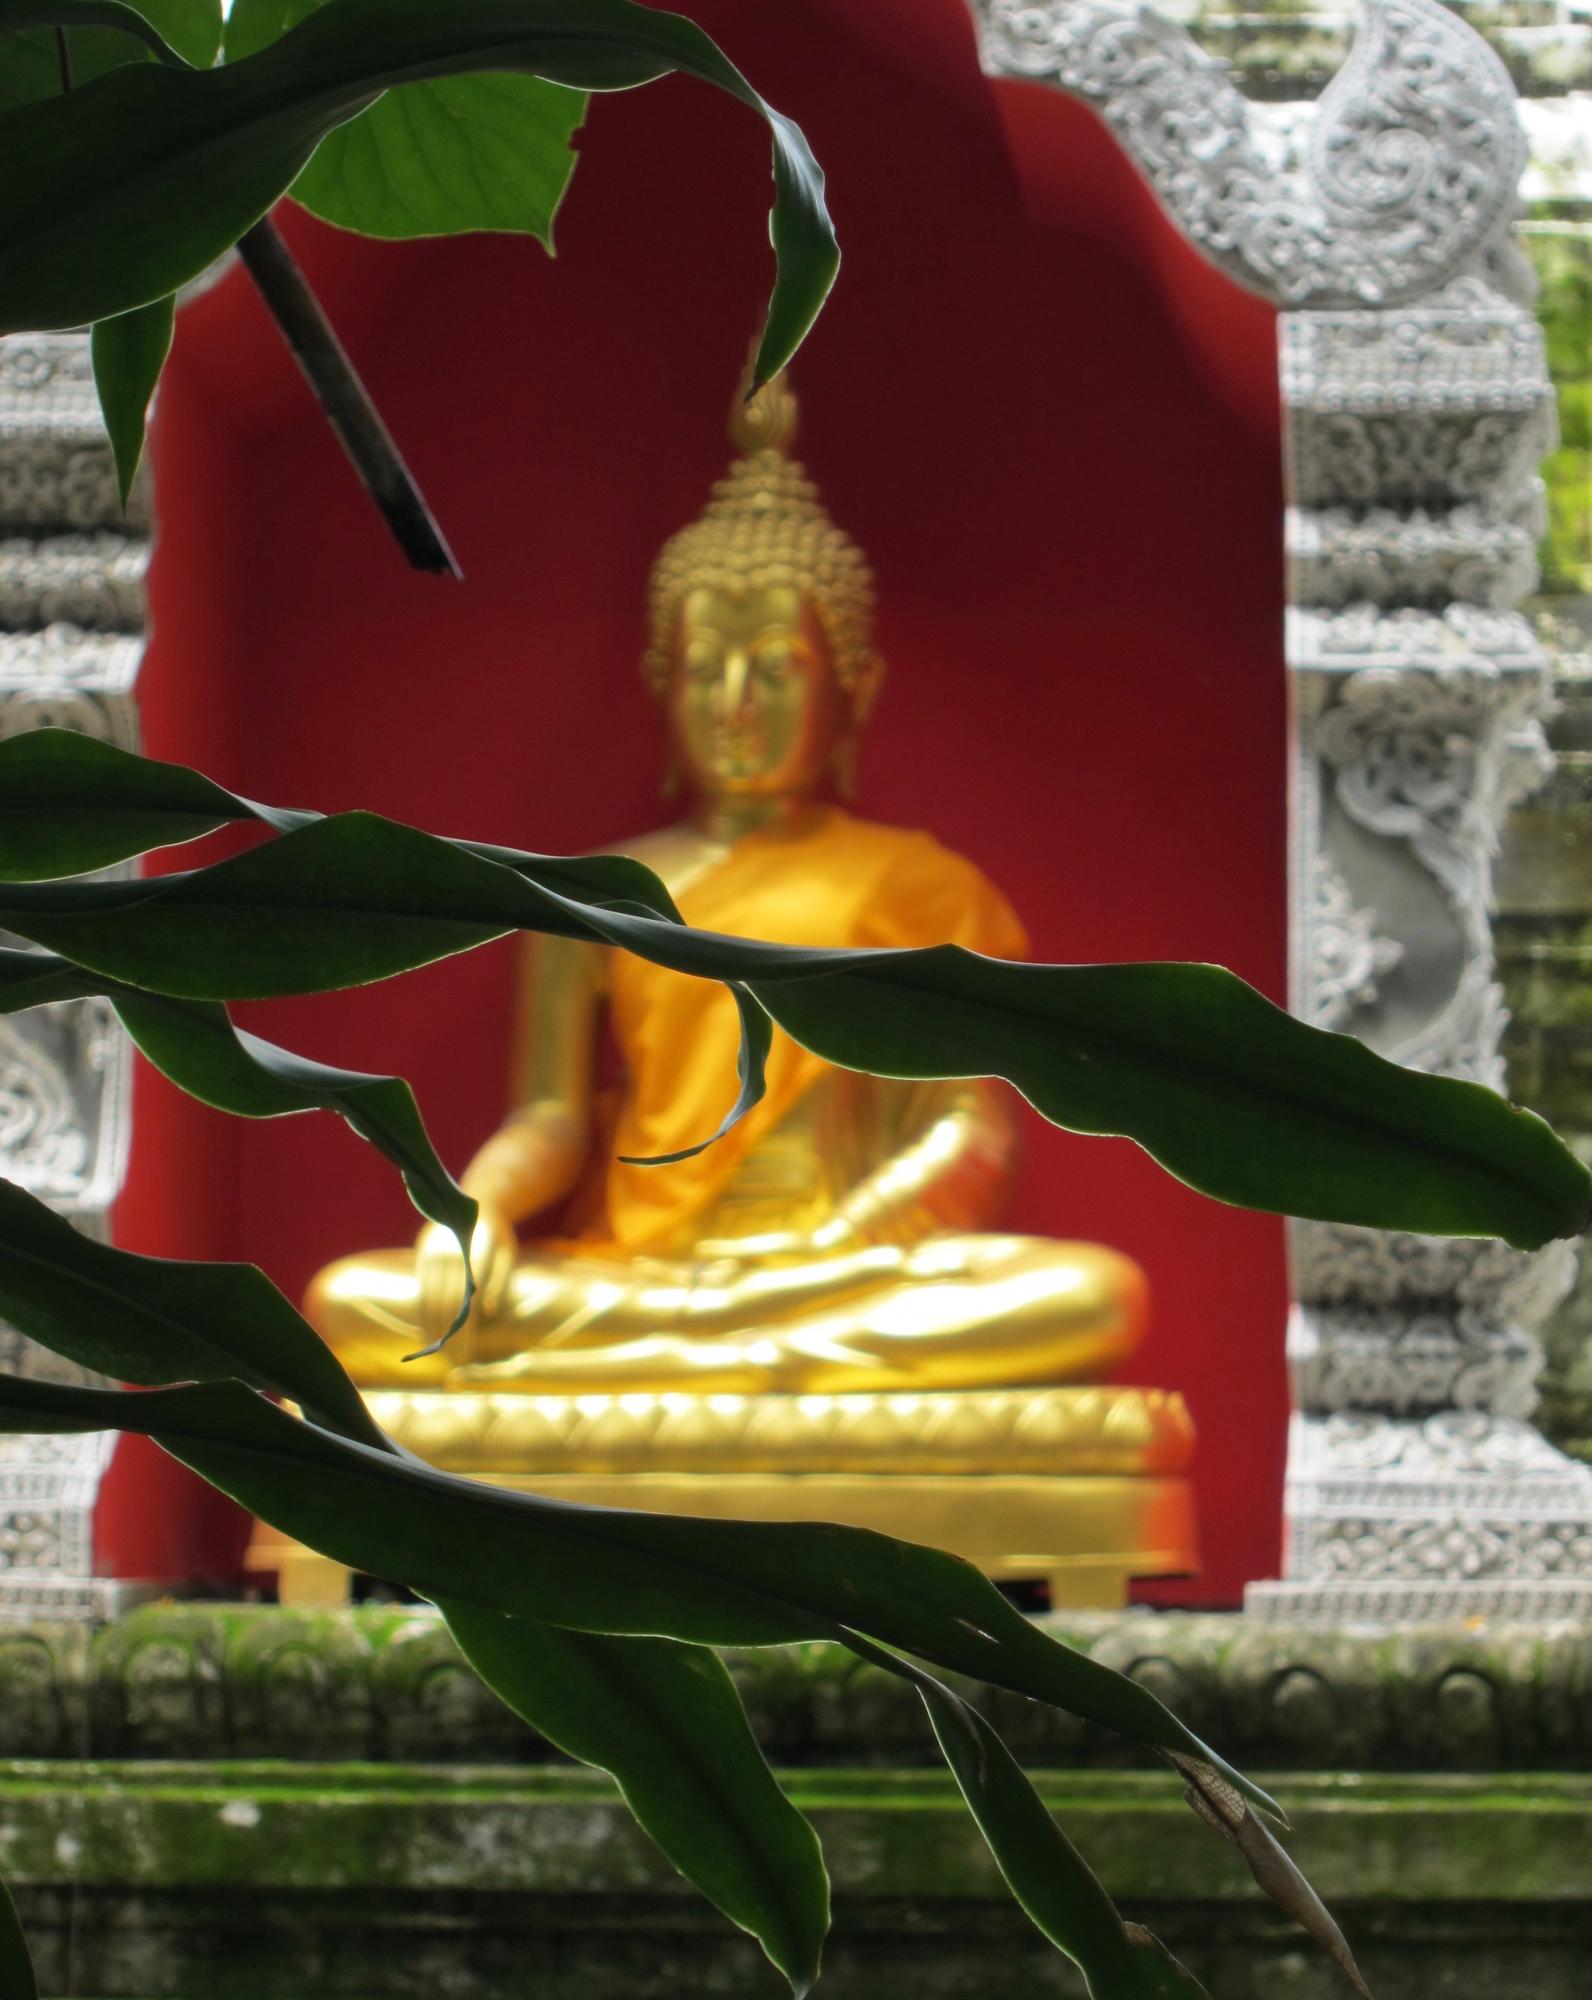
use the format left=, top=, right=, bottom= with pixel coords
left=4, top=1606, right=1588, bottom=1769
left=2, top=1764, right=1586, bottom=1999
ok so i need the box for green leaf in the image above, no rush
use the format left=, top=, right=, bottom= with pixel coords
left=0, top=2, right=220, bottom=114
left=0, top=1367, right=1275, bottom=1816
left=0, top=731, right=676, bottom=910
left=90, top=290, right=174, bottom=504
left=293, top=73, right=584, bottom=243
left=0, top=946, right=477, bottom=1320
left=444, top=1605, right=828, bottom=1995
left=883, top=1646, right=1208, bottom=1999
left=228, top=0, right=584, bottom=245
left=0, top=1874, right=37, bottom=2000
left=0, top=0, right=838, bottom=390
left=0, top=729, right=306, bottom=877
left=0, top=1178, right=387, bottom=1449
left=0, top=0, right=189, bottom=66
left=0, top=772, right=1581, bottom=1247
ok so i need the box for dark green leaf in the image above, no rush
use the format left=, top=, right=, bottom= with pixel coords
left=0, top=946, right=477, bottom=1316
left=0, top=0, right=838, bottom=389
left=0, top=1179, right=386, bottom=1448
left=0, top=1367, right=1275, bottom=1815
left=0, top=731, right=673, bottom=912
left=228, top=0, right=584, bottom=245
left=90, top=290, right=174, bottom=503
left=0, top=729, right=296, bottom=877
left=0, top=0, right=188, bottom=65
left=0, top=774, right=1580, bottom=1247
left=0, top=1873, right=37, bottom=2000
left=444, top=1605, right=828, bottom=1994
left=880, top=1644, right=1208, bottom=1998
left=0, top=1, right=220, bottom=115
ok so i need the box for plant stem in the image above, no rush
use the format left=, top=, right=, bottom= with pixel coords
left=236, top=218, right=460, bottom=578
left=54, top=27, right=72, bottom=91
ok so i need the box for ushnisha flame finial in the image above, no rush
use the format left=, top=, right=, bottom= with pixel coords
left=643, top=348, right=875, bottom=694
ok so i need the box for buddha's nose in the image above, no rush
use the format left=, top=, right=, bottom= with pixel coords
left=716, top=649, right=753, bottom=717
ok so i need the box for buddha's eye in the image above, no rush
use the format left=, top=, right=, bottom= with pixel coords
left=682, top=634, right=723, bottom=677
left=753, top=636, right=796, bottom=678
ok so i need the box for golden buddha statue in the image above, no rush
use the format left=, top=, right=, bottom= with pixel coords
left=280, top=368, right=1197, bottom=1610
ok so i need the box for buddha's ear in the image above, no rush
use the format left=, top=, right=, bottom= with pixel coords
left=851, top=651, right=886, bottom=724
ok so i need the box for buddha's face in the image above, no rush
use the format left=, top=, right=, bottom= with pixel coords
left=666, top=584, right=852, bottom=800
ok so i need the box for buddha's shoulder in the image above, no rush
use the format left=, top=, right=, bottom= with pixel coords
left=596, top=812, right=991, bottom=900
left=819, top=810, right=988, bottom=880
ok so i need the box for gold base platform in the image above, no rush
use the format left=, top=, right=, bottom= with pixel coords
left=253, top=1385, right=1198, bottom=1612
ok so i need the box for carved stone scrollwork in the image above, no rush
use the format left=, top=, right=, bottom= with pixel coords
left=1250, top=1412, right=1592, bottom=1621
left=971, top=0, right=1530, bottom=308
left=973, top=0, right=1585, bottom=1617
left=1287, top=499, right=1543, bottom=610
left=1284, top=309, right=1556, bottom=509
left=0, top=331, right=148, bottom=1622
left=1307, top=854, right=1402, bottom=1029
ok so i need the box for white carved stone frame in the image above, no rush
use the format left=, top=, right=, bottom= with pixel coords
left=971, top=0, right=1592, bottom=1618
left=0, top=334, right=150, bottom=1619
left=3, top=4, right=1589, bottom=1623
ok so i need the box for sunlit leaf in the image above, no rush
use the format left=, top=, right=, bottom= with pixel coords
left=0, top=0, right=837, bottom=390
left=228, top=0, right=584, bottom=244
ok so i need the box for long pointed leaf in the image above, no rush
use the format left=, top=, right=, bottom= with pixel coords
left=0, top=1366, right=1277, bottom=1816
left=90, top=289, right=174, bottom=503
left=855, top=1636, right=1208, bottom=1999
left=0, top=1179, right=386, bottom=1448
left=0, top=731, right=673, bottom=910
left=0, top=0, right=838, bottom=386
left=0, top=947, right=477, bottom=1324
left=444, top=1604, right=828, bottom=1995
left=0, top=793, right=1580, bottom=1247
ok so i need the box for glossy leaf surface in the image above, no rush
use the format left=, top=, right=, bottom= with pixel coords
left=0, top=772, right=1580, bottom=1247
left=445, top=1605, right=829, bottom=1994
left=0, top=0, right=838, bottom=389
left=0, top=1367, right=1272, bottom=1813
left=0, top=946, right=477, bottom=1315
left=228, top=0, right=585, bottom=244
left=90, top=290, right=174, bottom=502
left=907, top=1658, right=1209, bottom=1998
left=0, top=1180, right=386, bottom=1449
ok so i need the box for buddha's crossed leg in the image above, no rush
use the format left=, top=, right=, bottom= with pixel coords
left=308, top=1234, right=1146, bottom=1395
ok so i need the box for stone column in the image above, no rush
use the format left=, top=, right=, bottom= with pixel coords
left=970, top=0, right=1592, bottom=1614
left=0, top=332, right=149, bottom=1619
left=1249, top=304, right=1592, bottom=1618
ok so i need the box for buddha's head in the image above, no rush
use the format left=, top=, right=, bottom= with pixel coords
left=644, top=369, right=882, bottom=805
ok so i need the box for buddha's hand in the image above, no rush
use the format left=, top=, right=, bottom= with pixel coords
left=415, top=1201, right=518, bottom=1346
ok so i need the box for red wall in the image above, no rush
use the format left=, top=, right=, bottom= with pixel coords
left=103, top=0, right=1289, bottom=1602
